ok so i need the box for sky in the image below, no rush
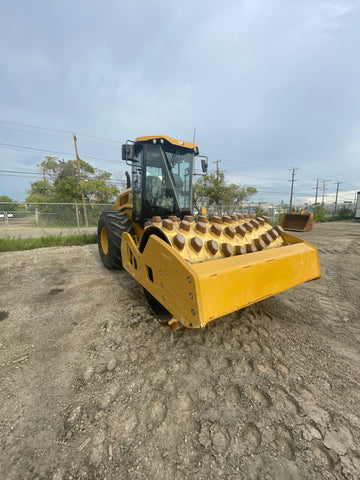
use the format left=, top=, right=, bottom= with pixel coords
left=1, top=0, right=359, bottom=207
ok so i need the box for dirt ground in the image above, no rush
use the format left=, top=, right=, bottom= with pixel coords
left=0, top=221, right=359, bottom=479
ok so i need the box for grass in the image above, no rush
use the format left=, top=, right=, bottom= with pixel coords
left=0, top=233, right=98, bottom=252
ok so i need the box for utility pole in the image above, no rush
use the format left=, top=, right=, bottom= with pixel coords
left=73, top=134, right=88, bottom=227
left=334, top=181, right=343, bottom=214
left=213, top=159, right=221, bottom=181
left=321, top=179, right=331, bottom=205
left=212, top=159, right=222, bottom=215
left=314, top=178, right=320, bottom=205
left=288, top=167, right=297, bottom=210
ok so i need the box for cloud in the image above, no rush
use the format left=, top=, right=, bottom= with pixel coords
left=1, top=0, right=360, bottom=202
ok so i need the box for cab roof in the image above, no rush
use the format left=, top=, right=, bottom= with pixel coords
left=135, top=135, right=198, bottom=152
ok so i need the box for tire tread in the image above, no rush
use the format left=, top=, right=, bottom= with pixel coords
left=97, top=210, right=133, bottom=269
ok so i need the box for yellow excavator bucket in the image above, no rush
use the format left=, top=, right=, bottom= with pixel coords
left=280, top=212, right=314, bottom=232
left=121, top=215, right=321, bottom=329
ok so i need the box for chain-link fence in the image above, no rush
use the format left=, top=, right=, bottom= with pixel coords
left=1, top=200, right=355, bottom=231
left=0, top=202, right=112, bottom=229
left=194, top=204, right=279, bottom=224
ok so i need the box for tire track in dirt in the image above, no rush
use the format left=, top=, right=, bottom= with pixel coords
left=1, top=224, right=360, bottom=479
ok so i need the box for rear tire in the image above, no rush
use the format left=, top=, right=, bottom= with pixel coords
left=97, top=210, right=133, bottom=269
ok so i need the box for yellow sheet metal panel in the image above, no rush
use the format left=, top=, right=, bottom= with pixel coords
left=193, top=242, right=321, bottom=326
left=121, top=231, right=321, bottom=329
left=121, top=232, right=202, bottom=328
left=135, top=135, right=198, bottom=151
left=112, top=189, right=133, bottom=213
left=111, top=191, right=144, bottom=238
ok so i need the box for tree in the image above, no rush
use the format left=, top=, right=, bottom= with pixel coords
left=193, top=172, right=227, bottom=214
left=222, top=183, right=257, bottom=214
left=313, top=204, right=327, bottom=223
left=0, top=195, right=15, bottom=202
left=0, top=195, right=22, bottom=210
left=336, top=206, right=354, bottom=220
left=193, top=171, right=257, bottom=215
left=26, top=156, right=119, bottom=204
left=254, top=205, right=267, bottom=218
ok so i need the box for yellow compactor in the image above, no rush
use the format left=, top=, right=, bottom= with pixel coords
left=98, top=135, right=321, bottom=329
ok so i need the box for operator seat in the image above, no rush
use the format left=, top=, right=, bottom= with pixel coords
left=146, top=175, right=163, bottom=203
left=172, top=174, right=183, bottom=189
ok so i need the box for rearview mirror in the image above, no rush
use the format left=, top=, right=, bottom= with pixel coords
left=122, top=143, right=135, bottom=161
left=201, top=158, right=208, bottom=173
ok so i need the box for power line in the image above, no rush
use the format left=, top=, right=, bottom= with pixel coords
left=0, top=142, right=292, bottom=181
left=0, top=173, right=40, bottom=178
left=0, top=142, right=75, bottom=157
left=0, top=167, right=291, bottom=195
left=0, top=169, right=39, bottom=175
left=0, top=142, right=121, bottom=164
left=1, top=121, right=330, bottom=186
left=2, top=120, right=355, bottom=203
left=0, top=168, right=123, bottom=184
left=254, top=190, right=289, bottom=194
left=296, top=179, right=314, bottom=185
left=220, top=159, right=323, bottom=184
left=231, top=172, right=288, bottom=181
left=208, top=154, right=288, bottom=170
left=0, top=120, right=122, bottom=144
left=298, top=167, right=319, bottom=179
left=0, top=123, right=70, bottom=141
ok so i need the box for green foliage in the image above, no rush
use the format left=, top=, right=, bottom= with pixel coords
left=0, top=196, right=23, bottom=211
left=273, top=203, right=287, bottom=224
left=193, top=172, right=226, bottom=212
left=276, top=213, right=284, bottom=224
left=25, top=179, right=54, bottom=203
left=26, top=156, right=119, bottom=204
left=0, top=195, right=15, bottom=203
left=0, top=233, right=97, bottom=252
left=335, top=206, right=355, bottom=220
left=193, top=171, right=257, bottom=214
left=313, top=205, right=328, bottom=223
left=254, top=206, right=267, bottom=217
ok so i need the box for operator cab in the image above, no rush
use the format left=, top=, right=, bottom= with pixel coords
left=122, top=136, right=203, bottom=225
